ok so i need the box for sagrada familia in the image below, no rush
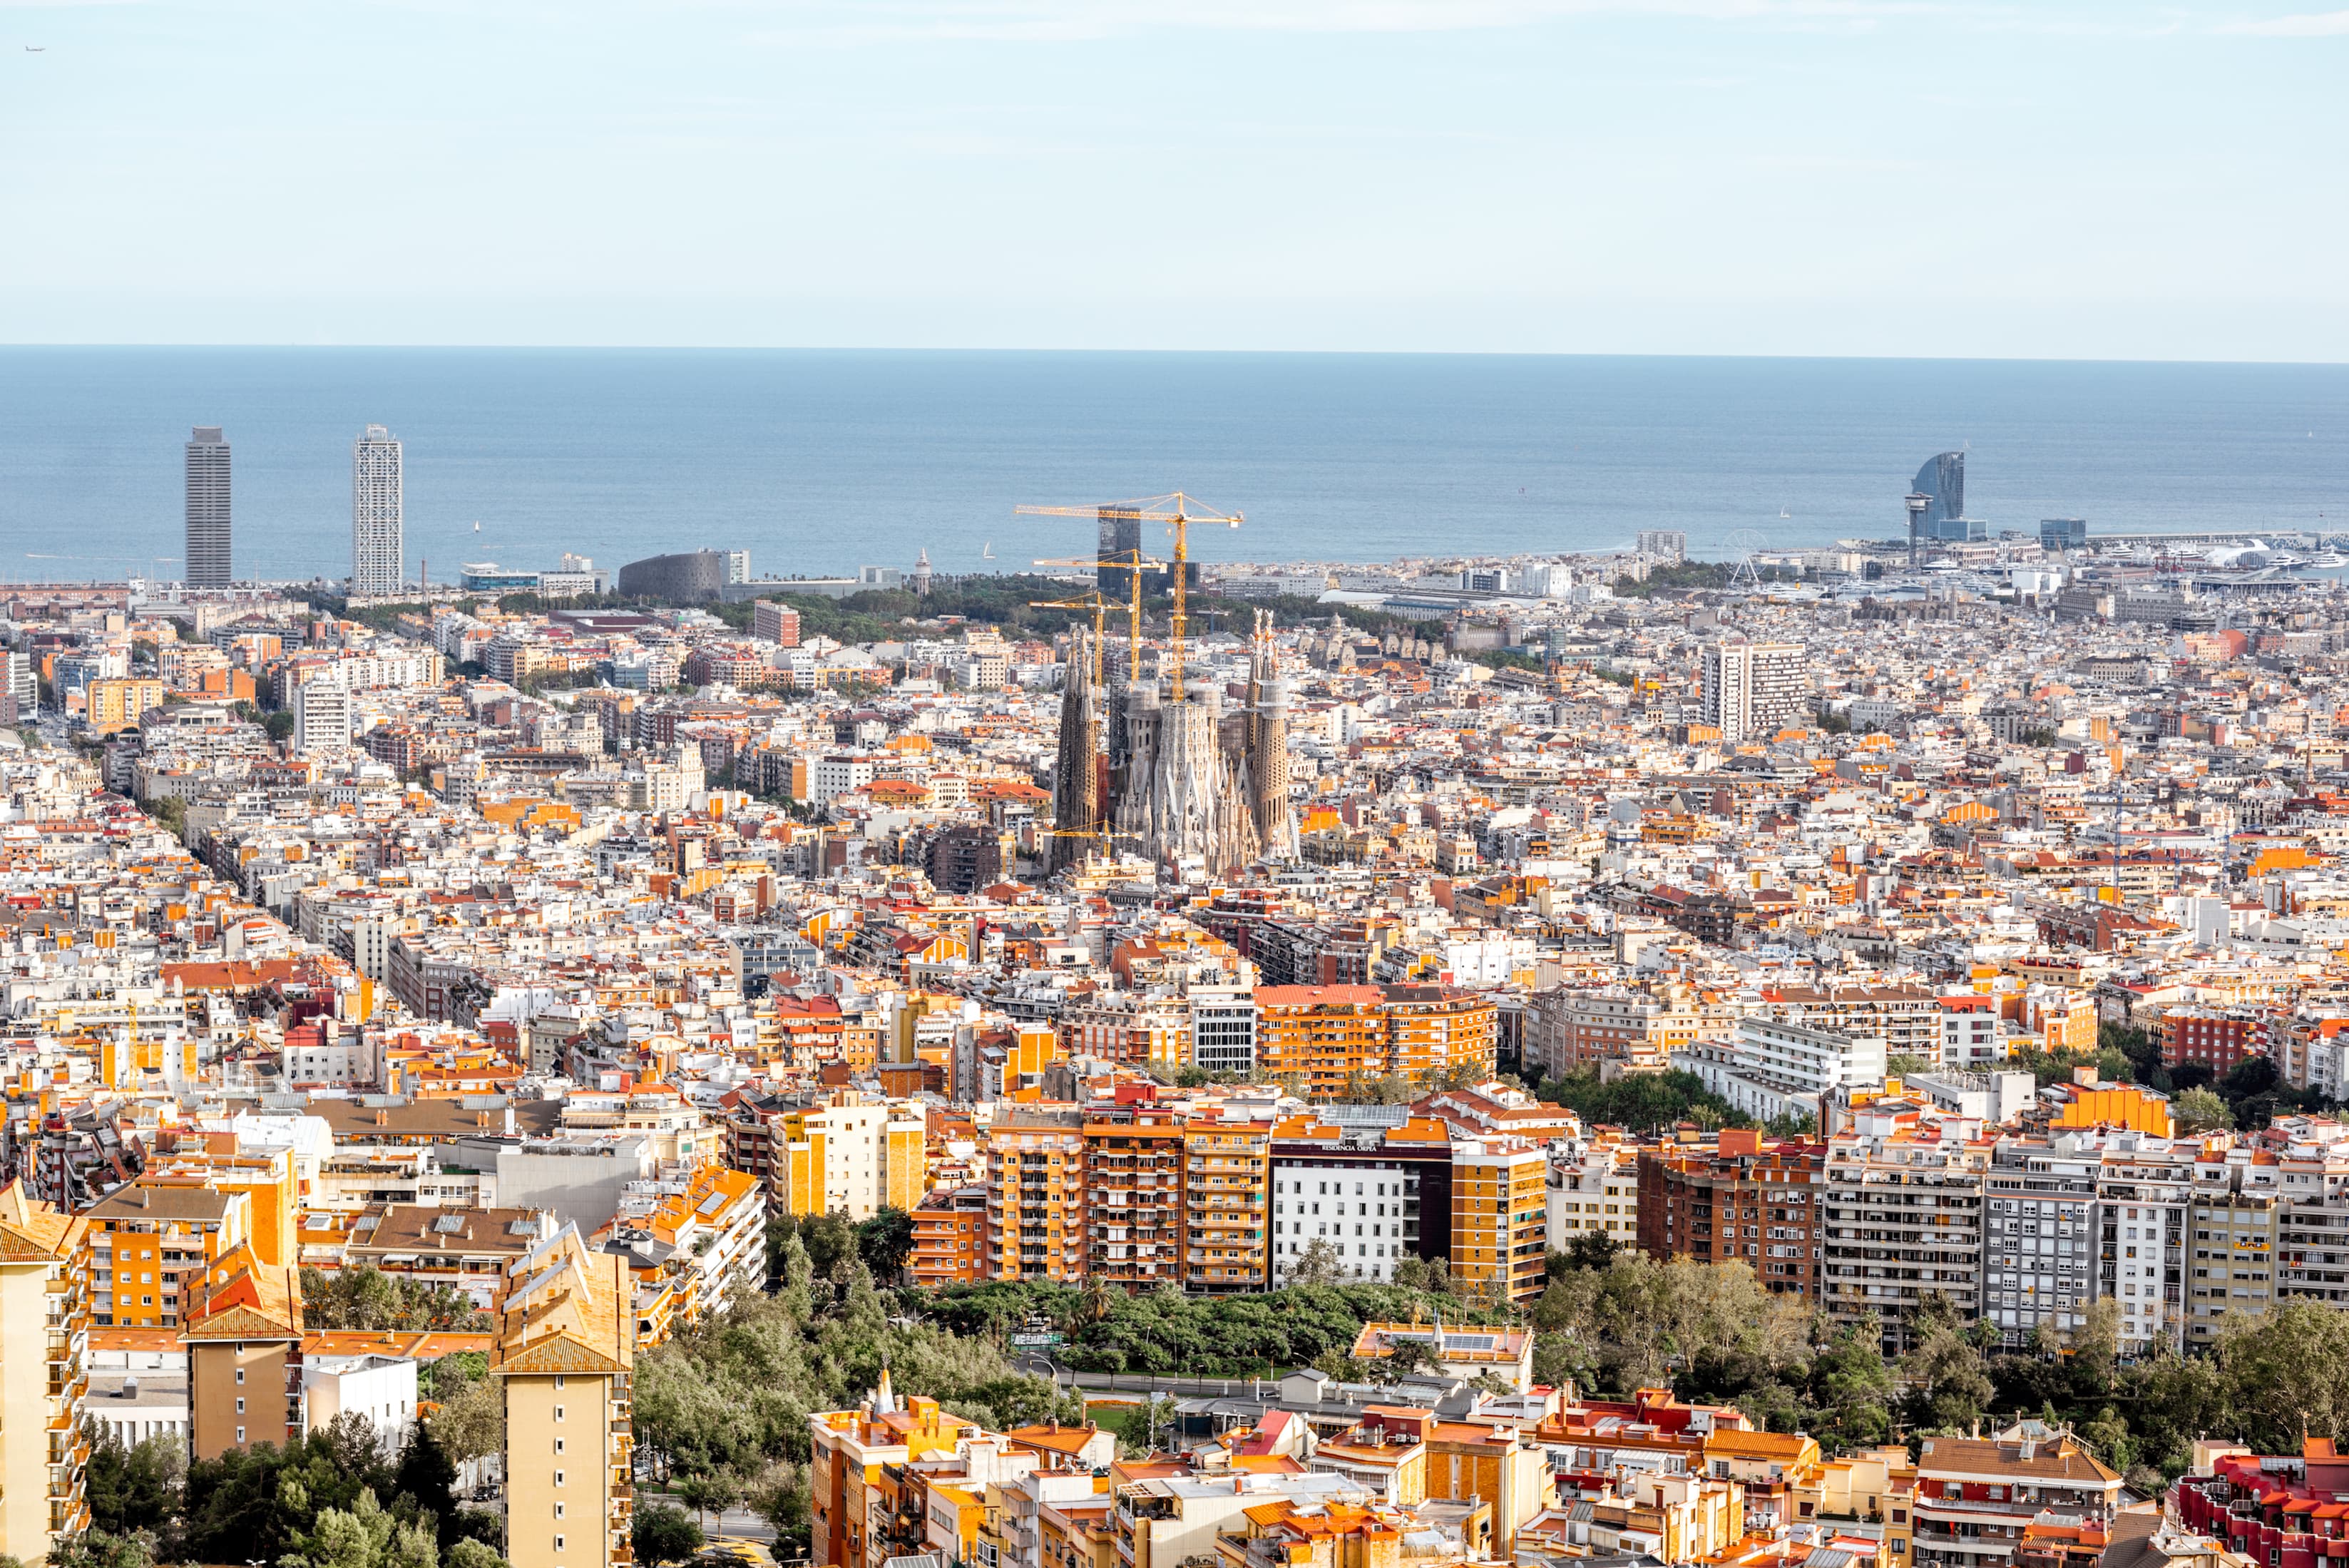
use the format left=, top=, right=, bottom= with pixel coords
left=1047, top=610, right=1296, bottom=877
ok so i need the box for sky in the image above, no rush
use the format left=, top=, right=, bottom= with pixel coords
left=0, top=0, right=2343, bottom=359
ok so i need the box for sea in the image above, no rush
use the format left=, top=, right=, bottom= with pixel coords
left=1, top=348, right=2345, bottom=586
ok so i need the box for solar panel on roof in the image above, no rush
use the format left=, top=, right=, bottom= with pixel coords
left=433, top=1214, right=468, bottom=1234
left=1443, top=1334, right=1496, bottom=1351
left=697, top=1192, right=727, bottom=1216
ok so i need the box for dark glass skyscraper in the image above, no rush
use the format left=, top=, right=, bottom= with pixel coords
left=1097, top=505, right=1143, bottom=598
left=185, top=425, right=232, bottom=588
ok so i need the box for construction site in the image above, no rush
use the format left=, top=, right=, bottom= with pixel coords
left=1026, top=493, right=1298, bottom=883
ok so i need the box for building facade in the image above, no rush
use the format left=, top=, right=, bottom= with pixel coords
left=185, top=424, right=232, bottom=588
left=0, top=1184, right=91, bottom=1559
left=1637, top=1129, right=1825, bottom=1300
left=352, top=424, right=404, bottom=598
left=494, top=1227, right=637, bottom=1568
left=1701, top=641, right=1806, bottom=743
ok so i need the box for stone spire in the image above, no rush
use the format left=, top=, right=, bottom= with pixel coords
left=1048, top=627, right=1102, bottom=873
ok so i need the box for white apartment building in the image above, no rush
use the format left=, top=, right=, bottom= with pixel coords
left=812, top=753, right=876, bottom=803
left=2092, top=1129, right=2194, bottom=1356
left=1677, top=1018, right=1885, bottom=1121
left=1701, top=640, right=1806, bottom=743
left=350, top=424, right=404, bottom=597
left=1271, top=1164, right=1421, bottom=1284
left=292, top=680, right=353, bottom=756
left=1941, top=1003, right=2002, bottom=1069
left=1189, top=985, right=1257, bottom=1076
left=1547, top=1139, right=1641, bottom=1251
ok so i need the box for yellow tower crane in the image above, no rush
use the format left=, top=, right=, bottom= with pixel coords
left=1029, top=548, right=1162, bottom=681
left=1017, top=493, right=1241, bottom=700
left=1028, top=591, right=1112, bottom=686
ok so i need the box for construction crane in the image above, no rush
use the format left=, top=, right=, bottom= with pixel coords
left=1017, top=493, right=1241, bottom=700
left=1028, top=591, right=1112, bottom=686
left=1030, top=548, right=1162, bottom=680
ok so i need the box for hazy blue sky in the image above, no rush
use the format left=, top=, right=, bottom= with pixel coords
left=1, top=1, right=2342, bottom=358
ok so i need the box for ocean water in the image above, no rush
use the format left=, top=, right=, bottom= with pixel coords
left=1, top=348, right=2345, bottom=585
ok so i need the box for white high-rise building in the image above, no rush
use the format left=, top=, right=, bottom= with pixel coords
left=292, top=680, right=353, bottom=755
left=351, top=425, right=404, bottom=597
left=185, top=426, right=232, bottom=588
left=1701, top=640, right=1806, bottom=743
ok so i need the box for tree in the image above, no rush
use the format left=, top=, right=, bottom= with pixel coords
left=855, top=1209, right=916, bottom=1286
left=1808, top=1319, right=1897, bottom=1453
left=1904, top=1296, right=1994, bottom=1433
left=421, top=1352, right=488, bottom=1403
left=1392, top=1256, right=1452, bottom=1295
left=2072, top=1298, right=2122, bottom=1395
left=674, top=1470, right=743, bottom=1536
left=766, top=1211, right=858, bottom=1286
left=48, top=1532, right=157, bottom=1568
left=1289, top=1239, right=1346, bottom=1286
left=281, top=1489, right=439, bottom=1568
left=1885, top=1054, right=1933, bottom=1080
left=145, top=795, right=186, bottom=839
left=390, top=1426, right=460, bottom=1545
left=1561, top=1231, right=1619, bottom=1272
left=633, top=1505, right=705, bottom=1567
left=83, top=1426, right=185, bottom=1534
left=2209, top=1301, right=2349, bottom=1453
left=428, top=1375, right=505, bottom=1470
left=445, top=1543, right=508, bottom=1568
left=301, top=1265, right=490, bottom=1332
left=1381, top=1338, right=1437, bottom=1380
left=751, top=1463, right=812, bottom=1562
left=2175, top=1086, right=2236, bottom=1133
left=265, top=709, right=297, bottom=742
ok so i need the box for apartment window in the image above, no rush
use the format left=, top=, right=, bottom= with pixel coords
left=554, top=1538, right=565, bottom=1554
left=555, top=1472, right=566, bottom=1487
left=554, top=1504, right=566, bottom=1520
left=553, top=1406, right=566, bottom=1422
left=235, top=1368, right=245, bottom=1385
left=236, top=1427, right=245, bottom=1444
left=555, top=1438, right=566, bottom=1455
left=235, top=1398, right=246, bottom=1414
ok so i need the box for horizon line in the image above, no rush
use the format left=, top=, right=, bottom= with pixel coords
left=4, top=343, right=2349, bottom=369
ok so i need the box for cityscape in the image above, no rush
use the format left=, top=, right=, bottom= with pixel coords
left=1, top=399, right=2347, bottom=1568
left=4, top=3, right=2343, bottom=1568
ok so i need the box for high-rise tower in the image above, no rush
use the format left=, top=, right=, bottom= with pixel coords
left=351, top=424, right=404, bottom=597
left=1910, top=451, right=1980, bottom=543
left=1701, top=640, right=1807, bottom=743
left=184, top=426, right=232, bottom=588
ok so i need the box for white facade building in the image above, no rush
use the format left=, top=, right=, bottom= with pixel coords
left=292, top=680, right=353, bottom=756
left=1677, top=1017, right=1885, bottom=1122
left=351, top=424, right=404, bottom=596
left=1189, top=985, right=1258, bottom=1076
left=1701, top=640, right=1806, bottom=743
left=1271, top=1159, right=1421, bottom=1286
